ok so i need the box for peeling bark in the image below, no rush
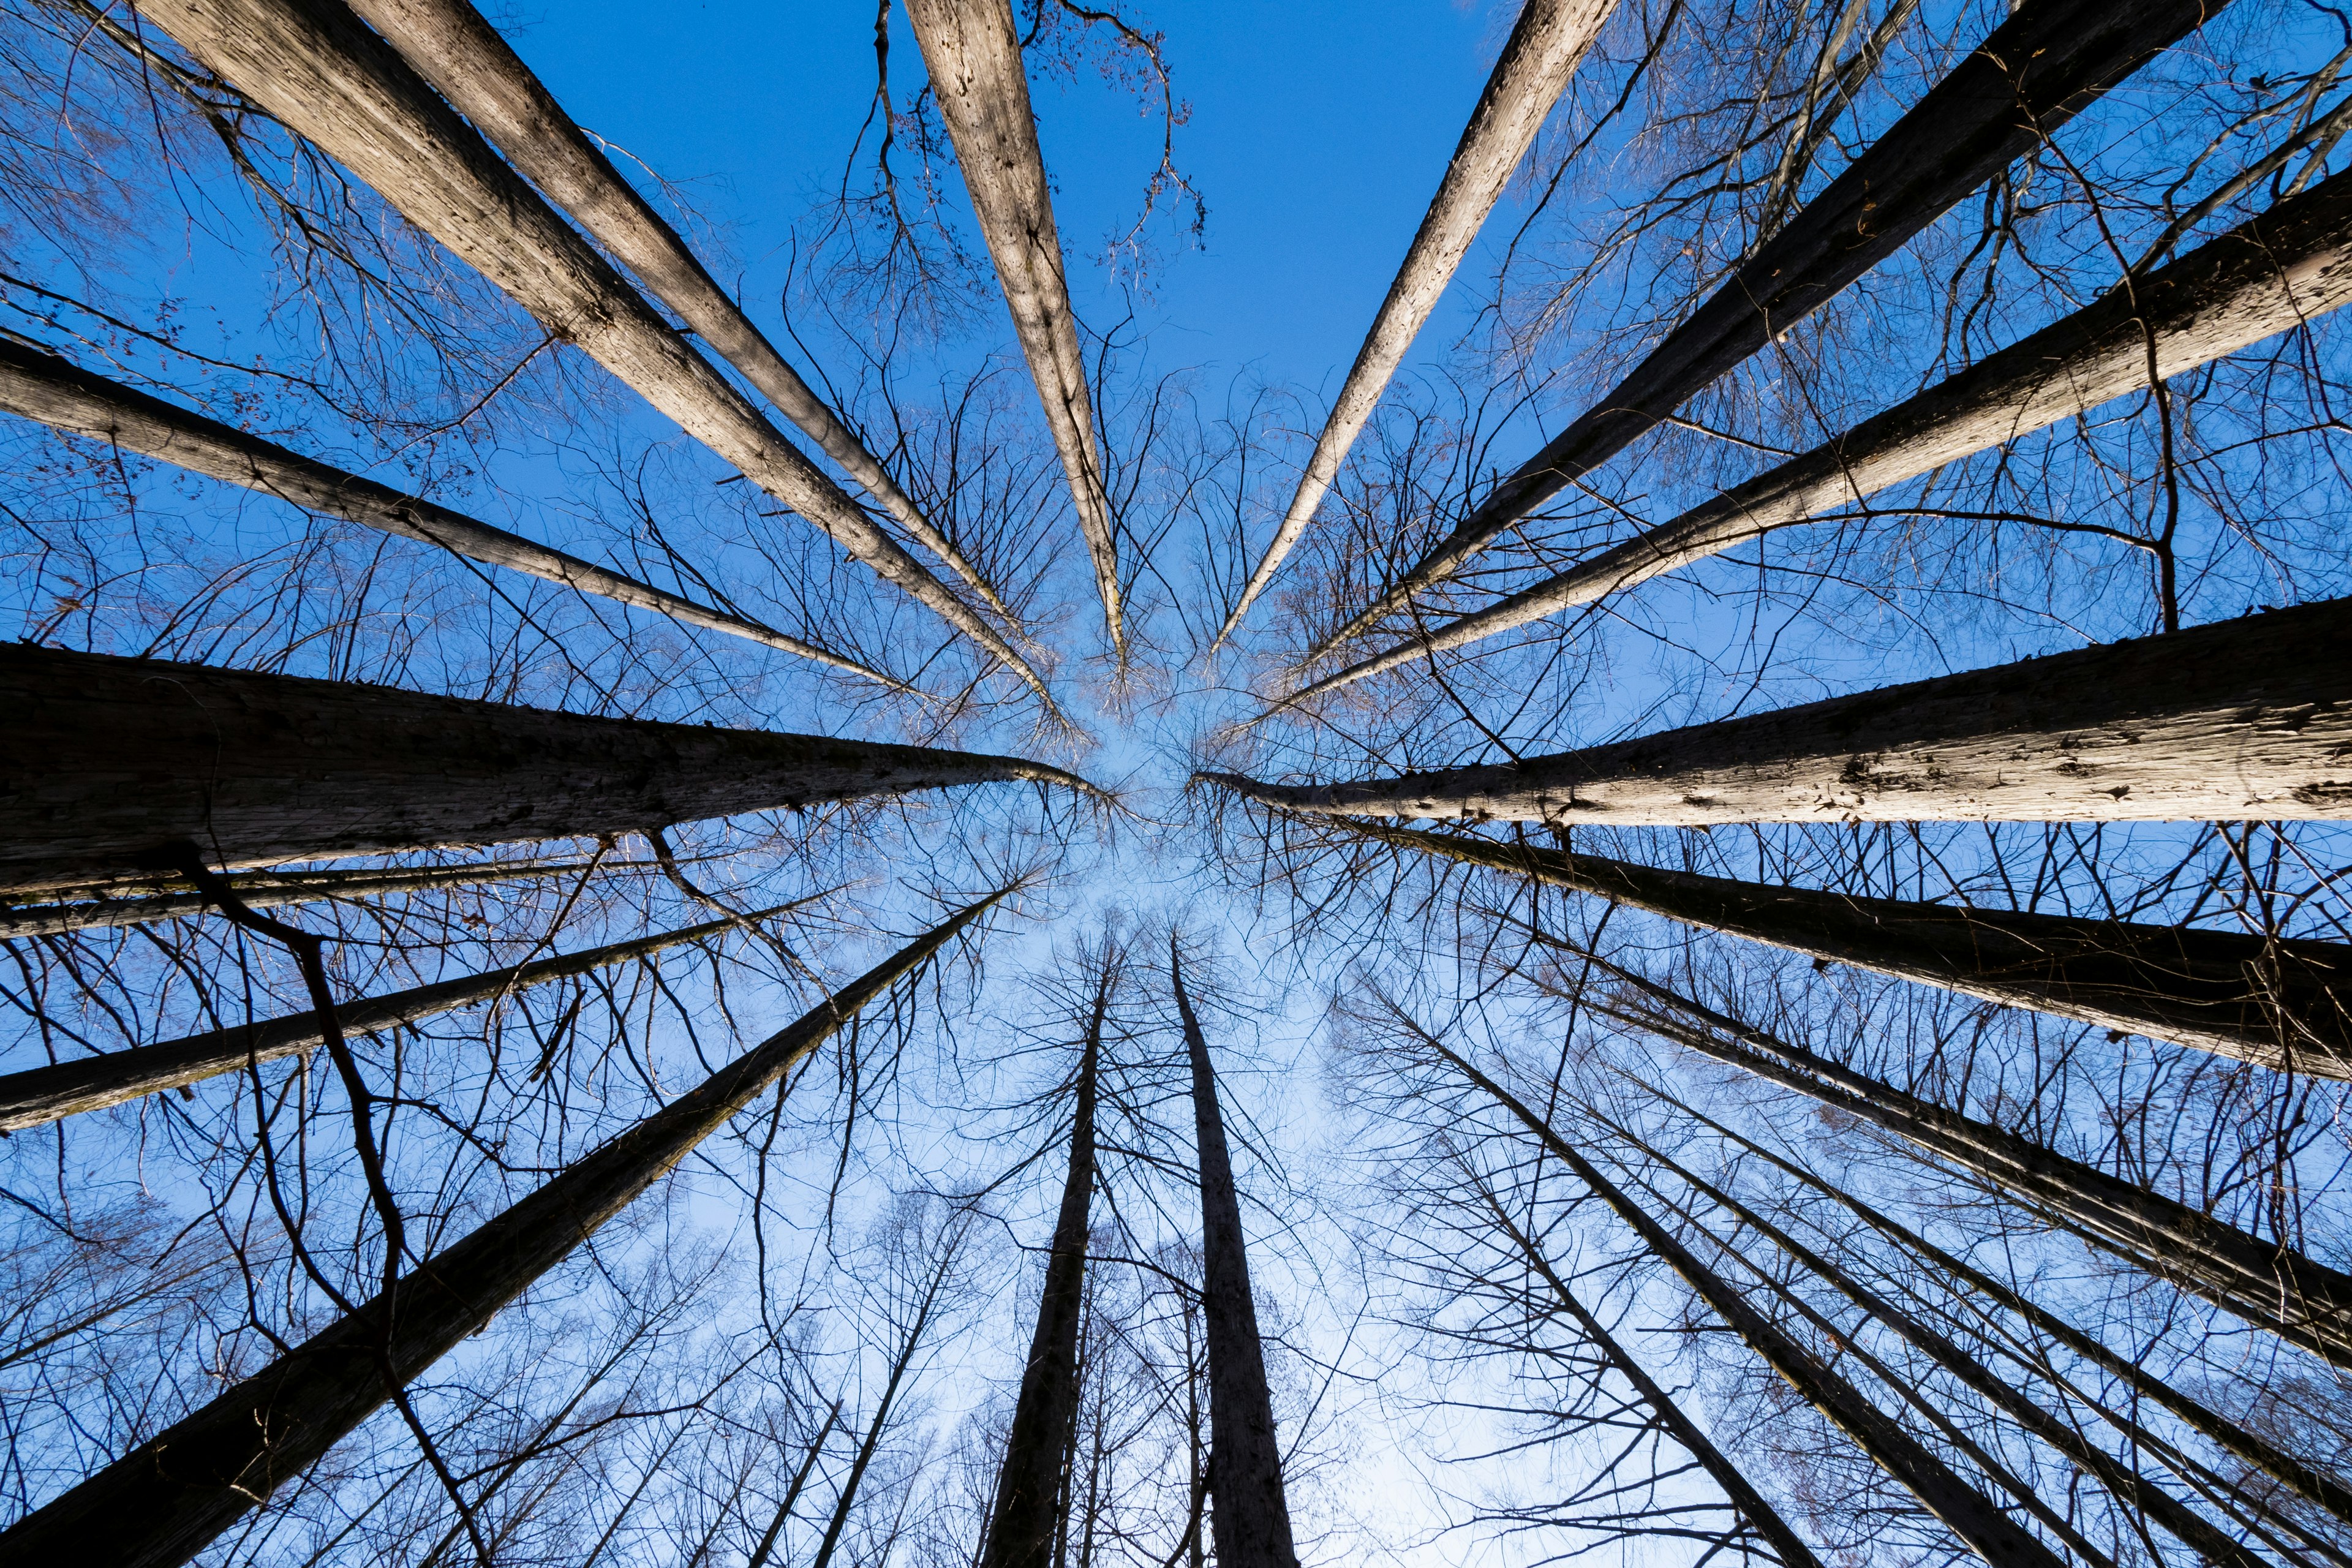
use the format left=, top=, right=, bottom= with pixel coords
left=1309, top=0, right=2232, bottom=661
left=902, top=0, right=1122, bottom=661
left=1218, top=0, right=1617, bottom=644
left=0, top=643, right=1094, bottom=894
left=1218, top=597, right=2352, bottom=826
left=0, top=858, right=583, bottom=940
left=0, top=891, right=1003, bottom=1568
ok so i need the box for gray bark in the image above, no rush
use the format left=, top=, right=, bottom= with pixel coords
left=340, top=0, right=1017, bottom=624
left=1348, top=821, right=2352, bottom=1076
left=0, top=891, right=1004, bottom=1568
left=1171, top=946, right=1298, bottom=1568
left=0, top=339, right=906, bottom=690
left=1294, top=165, right=2352, bottom=698
left=0, top=858, right=584, bottom=940
left=1218, top=597, right=2352, bottom=827
left=0, top=643, right=1094, bottom=894
left=1309, top=0, right=2233, bottom=660
left=132, top=0, right=1054, bottom=706
left=1218, top=0, right=1617, bottom=644
left=0, top=905, right=774, bottom=1131
left=902, top=0, right=1123, bottom=662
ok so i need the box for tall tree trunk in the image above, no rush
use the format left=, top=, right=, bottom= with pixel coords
left=1344, top=821, right=2352, bottom=1076
left=1308, top=0, right=2231, bottom=661
left=1170, top=945, right=1299, bottom=1568
left=1422, top=1030, right=2069, bottom=1568
left=1218, top=0, right=1617, bottom=644
left=0, top=857, right=586, bottom=941
left=900, top=0, right=1123, bottom=662
left=0, top=643, right=1091, bottom=894
left=1585, top=958, right=2352, bottom=1367
left=0, top=339, right=905, bottom=690
left=0, top=903, right=783, bottom=1131
left=1222, top=595, right=2352, bottom=826
left=1289, top=167, right=2352, bottom=700
left=338, top=0, right=1014, bottom=624
left=132, top=0, right=1055, bottom=706
left=0, top=890, right=1005, bottom=1568
left=982, top=974, right=1106, bottom=1568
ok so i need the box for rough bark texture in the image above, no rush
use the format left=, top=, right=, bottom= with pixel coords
left=1297, top=166, right=2352, bottom=695
left=0, top=905, right=771, bottom=1131
left=1218, top=0, right=1616, bottom=644
left=1170, top=950, right=1299, bottom=1568
left=1436, top=1038, right=2068, bottom=1568
left=132, top=0, right=1052, bottom=703
left=1221, top=597, right=2352, bottom=826
left=0, top=339, right=905, bottom=688
left=1310, top=0, right=2230, bottom=659
left=981, top=988, right=1102, bottom=1568
left=0, top=892, right=1002, bottom=1568
left=1354, top=822, right=2352, bottom=1076
left=0, top=858, right=584, bottom=940
left=1606, top=974, right=2352, bottom=1366
left=902, top=0, right=1122, bottom=660
left=0, top=644, right=1093, bottom=894
left=341, top=0, right=1014, bottom=622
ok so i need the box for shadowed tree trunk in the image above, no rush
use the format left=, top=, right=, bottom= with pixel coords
left=1217, top=0, right=1618, bottom=644
left=0, top=643, right=1093, bottom=894
left=1216, top=596, right=2352, bottom=825
left=0, top=890, right=1005, bottom=1568
left=1169, top=943, right=1299, bottom=1568
left=1341, top=821, right=2352, bottom=1076
left=1308, top=0, right=2233, bottom=660
left=339, top=0, right=1016, bottom=624
left=1289, top=168, right=2352, bottom=698
left=0, top=340, right=905, bottom=689
left=132, top=0, right=1055, bottom=704
left=0, top=904, right=786, bottom=1131
left=982, top=965, right=1107, bottom=1568
left=0, top=857, right=586, bottom=940
left=1420, top=1028, right=2069, bottom=1568
left=901, top=0, right=1123, bottom=662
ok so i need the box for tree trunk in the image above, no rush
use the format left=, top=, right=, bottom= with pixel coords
left=810, top=1243, right=962, bottom=1568
left=132, top=0, right=1054, bottom=706
left=1170, top=945, right=1299, bottom=1568
left=0, top=857, right=585, bottom=940
left=1348, top=822, right=2352, bottom=1077
left=1218, top=0, right=1617, bottom=644
left=0, top=643, right=1092, bottom=894
left=339, top=0, right=1015, bottom=624
left=982, top=974, right=1106, bottom=1568
left=901, top=0, right=1122, bottom=662
left=0, top=890, right=1004, bottom=1568
left=1292, top=166, right=2352, bottom=697
left=0, top=339, right=905, bottom=690
left=1221, top=596, right=2352, bottom=826
left=1309, top=0, right=2232, bottom=660
left=0, top=903, right=779, bottom=1131
left=1428, top=1033, right=2069, bottom=1568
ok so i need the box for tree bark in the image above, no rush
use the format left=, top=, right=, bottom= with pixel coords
left=0, top=890, right=1005, bottom=1568
left=1218, top=596, right=2352, bottom=827
left=0, top=339, right=909, bottom=690
left=0, top=643, right=1093, bottom=894
left=982, top=972, right=1105, bottom=1568
left=1342, top=821, right=2352, bottom=1077
left=131, top=0, right=1054, bottom=706
left=1217, top=0, right=1617, bottom=644
left=0, top=857, right=584, bottom=940
left=1170, top=945, right=1299, bottom=1568
left=1292, top=166, right=2352, bottom=697
left=1428, top=1033, right=2070, bottom=1568
left=339, top=0, right=1016, bottom=624
left=902, top=0, right=1123, bottom=662
left=0, top=903, right=777, bottom=1131
left=1308, top=0, right=2233, bottom=660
